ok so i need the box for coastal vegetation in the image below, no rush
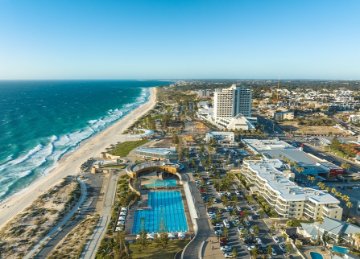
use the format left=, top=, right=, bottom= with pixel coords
left=109, top=139, right=149, bottom=157
left=96, top=175, right=139, bottom=259
left=0, top=177, right=80, bottom=258
left=48, top=215, right=99, bottom=259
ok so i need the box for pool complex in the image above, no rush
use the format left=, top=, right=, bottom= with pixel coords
left=310, top=252, right=324, bottom=259
left=144, top=179, right=177, bottom=188
left=132, top=191, right=188, bottom=234
left=332, top=246, right=349, bottom=254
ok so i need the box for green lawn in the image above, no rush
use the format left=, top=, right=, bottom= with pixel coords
left=129, top=240, right=188, bottom=259
left=109, top=139, right=149, bottom=157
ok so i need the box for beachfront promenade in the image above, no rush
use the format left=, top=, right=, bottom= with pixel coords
left=82, top=171, right=120, bottom=259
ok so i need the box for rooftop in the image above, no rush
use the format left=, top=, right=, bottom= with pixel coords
left=243, top=139, right=341, bottom=172
left=135, top=147, right=176, bottom=156
left=245, top=159, right=340, bottom=204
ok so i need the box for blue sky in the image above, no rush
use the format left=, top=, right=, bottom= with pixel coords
left=0, top=0, right=359, bottom=79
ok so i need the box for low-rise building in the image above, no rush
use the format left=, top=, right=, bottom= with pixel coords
left=205, top=131, right=235, bottom=144
left=298, top=217, right=360, bottom=247
left=243, top=139, right=344, bottom=177
left=242, top=159, right=343, bottom=220
left=349, top=114, right=360, bottom=124
left=134, top=147, right=178, bottom=160
left=215, top=114, right=256, bottom=131
left=274, top=110, right=294, bottom=121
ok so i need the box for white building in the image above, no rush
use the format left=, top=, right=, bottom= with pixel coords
left=213, top=84, right=252, bottom=119
left=349, top=114, right=360, bottom=124
left=242, top=159, right=343, bottom=220
left=216, top=114, right=255, bottom=131
left=205, top=131, right=235, bottom=144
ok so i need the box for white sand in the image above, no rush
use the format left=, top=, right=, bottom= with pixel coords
left=0, top=87, right=157, bottom=229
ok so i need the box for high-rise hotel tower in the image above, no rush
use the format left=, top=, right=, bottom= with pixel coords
left=213, top=84, right=252, bottom=119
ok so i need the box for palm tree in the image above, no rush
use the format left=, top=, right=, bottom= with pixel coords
left=341, top=162, right=351, bottom=172
left=250, top=247, right=258, bottom=259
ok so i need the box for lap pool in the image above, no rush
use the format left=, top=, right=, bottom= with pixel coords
left=132, top=190, right=188, bottom=234
left=144, top=179, right=177, bottom=188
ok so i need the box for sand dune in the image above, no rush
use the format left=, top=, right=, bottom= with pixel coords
left=0, top=87, right=157, bottom=229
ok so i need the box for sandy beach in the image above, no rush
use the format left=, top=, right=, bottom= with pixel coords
left=0, top=87, right=157, bottom=229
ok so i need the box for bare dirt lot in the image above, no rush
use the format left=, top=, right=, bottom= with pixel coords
left=279, top=121, right=350, bottom=136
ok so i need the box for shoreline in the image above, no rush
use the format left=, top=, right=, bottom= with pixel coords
left=0, top=87, right=157, bottom=229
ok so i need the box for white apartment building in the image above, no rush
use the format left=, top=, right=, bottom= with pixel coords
left=213, top=84, right=252, bottom=119
left=242, top=159, right=343, bottom=220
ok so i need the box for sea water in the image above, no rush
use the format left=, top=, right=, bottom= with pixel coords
left=0, top=80, right=169, bottom=201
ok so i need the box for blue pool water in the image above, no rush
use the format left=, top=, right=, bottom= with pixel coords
left=310, top=252, right=324, bottom=259
left=332, top=246, right=349, bottom=254
left=132, top=191, right=188, bottom=234
left=144, top=179, right=177, bottom=188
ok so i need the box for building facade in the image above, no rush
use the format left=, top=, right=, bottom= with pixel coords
left=274, top=111, right=294, bottom=121
left=205, top=131, right=235, bottom=144
left=242, top=159, right=342, bottom=220
left=213, top=84, right=252, bottom=119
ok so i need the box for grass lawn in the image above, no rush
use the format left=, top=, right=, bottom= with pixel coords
left=109, top=139, right=149, bottom=157
left=129, top=239, right=188, bottom=259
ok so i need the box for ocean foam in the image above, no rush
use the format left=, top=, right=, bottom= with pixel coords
left=0, top=87, right=151, bottom=201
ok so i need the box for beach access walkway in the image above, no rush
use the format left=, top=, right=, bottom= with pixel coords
left=81, top=170, right=120, bottom=259
left=25, top=177, right=87, bottom=259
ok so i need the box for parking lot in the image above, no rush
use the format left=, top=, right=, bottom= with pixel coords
left=193, top=168, right=287, bottom=259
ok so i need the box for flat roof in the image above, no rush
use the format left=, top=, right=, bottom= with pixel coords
left=135, top=147, right=176, bottom=156
left=243, top=139, right=341, bottom=172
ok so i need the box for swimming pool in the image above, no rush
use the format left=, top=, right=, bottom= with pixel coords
left=144, top=179, right=177, bottom=188
left=132, top=190, right=188, bottom=234
left=310, top=252, right=324, bottom=259
left=332, top=246, right=349, bottom=254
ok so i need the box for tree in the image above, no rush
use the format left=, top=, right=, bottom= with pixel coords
left=223, top=227, right=229, bottom=238
left=137, top=231, right=148, bottom=251
left=250, top=247, right=258, bottom=259
left=285, top=242, right=292, bottom=255
left=341, top=162, right=351, bottom=171
left=232, top=247, right=238, bottom=257
left=159, top=232, right=169, bottom=248
left=172, top=134, right=179, bottom=144
left=346, top=201, right=353, bottom=218
left=253, top=225, right=260, bottom=236
left=267, top=245, right=272, bottom=258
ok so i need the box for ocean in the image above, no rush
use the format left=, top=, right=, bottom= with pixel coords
left=0, top=80, right=169, bottom=201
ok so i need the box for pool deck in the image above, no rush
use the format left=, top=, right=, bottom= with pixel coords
left=302, top=247, right=331, bottom=259
left=126, top=184, right=193, bottom=236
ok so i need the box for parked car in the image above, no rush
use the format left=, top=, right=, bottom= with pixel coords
left=272, top=236, right=280, bottom=243
left=279, top=243, right=286, bottom=252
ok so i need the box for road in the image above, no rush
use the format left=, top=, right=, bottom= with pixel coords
left=257, top=116, right=285, bottom=136
left=301, top=143, right=360, bottom=174
left=81, top=171, right=120, bottom=259
left=34, top=173, right=103, bottom=258
left=181, top=174, right=213, bottom=259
